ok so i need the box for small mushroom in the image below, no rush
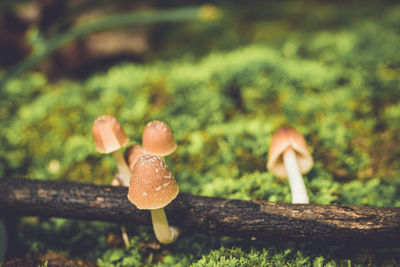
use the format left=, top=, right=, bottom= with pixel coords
left=128, top=154, right=179, bottom=244
left=267, top=127, right=313, bottom=204
left=124, top=144, right=146, bottom=170
left=142, top=121, right=177, bottom=157
left=92, top=115, right=131, bottom=186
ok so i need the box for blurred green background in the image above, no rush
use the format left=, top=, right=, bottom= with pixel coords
left=1, top=0, right=400, bottom=266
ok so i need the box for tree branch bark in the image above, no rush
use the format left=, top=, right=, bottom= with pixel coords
left=0, top=178, right=399, bottom=247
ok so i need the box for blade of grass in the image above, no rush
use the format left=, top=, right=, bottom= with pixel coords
left=0, top=5, right=219, bottom=88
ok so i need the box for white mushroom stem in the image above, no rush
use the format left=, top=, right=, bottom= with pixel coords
left=151, top=208, right=179, bottom=244
left=283, top=147, right=309, bottom=204
left=112, top=150, right=131, bottom=187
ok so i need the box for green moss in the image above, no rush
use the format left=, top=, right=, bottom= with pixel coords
left=190, top=247, right=338, bottom=267
left=97, top=237, right=143, bottom=267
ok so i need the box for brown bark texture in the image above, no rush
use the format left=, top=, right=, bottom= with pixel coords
left=0, top=178, right=399, bottom=247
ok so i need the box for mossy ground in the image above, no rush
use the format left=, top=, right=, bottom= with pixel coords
left=1, top=0, right=400, bottom=266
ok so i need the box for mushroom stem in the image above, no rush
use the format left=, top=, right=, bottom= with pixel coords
left=121, top=225, right=130, bottom=248
left=112, top=150, right=131, bottom=187
left=150, top=208, right=179, bottom=244
left=283, top=147, right=309, bottom=204
left=111, top=174, right=131, bottom=248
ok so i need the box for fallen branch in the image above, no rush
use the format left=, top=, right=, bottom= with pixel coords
left=0, top=178, right=399, bottom=247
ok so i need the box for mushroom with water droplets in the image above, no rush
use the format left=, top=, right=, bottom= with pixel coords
left=128, top=154, right=179, bottom=244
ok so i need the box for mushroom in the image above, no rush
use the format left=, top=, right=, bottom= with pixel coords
left=142, top=121, right=177, bottom=157
left=92, top=115, right=131, bottom=186
left=267, top=127, right=313, bottom=204
left=124, top=144, right=146, bottom=170
left=128, top=154, right=179, bottom=244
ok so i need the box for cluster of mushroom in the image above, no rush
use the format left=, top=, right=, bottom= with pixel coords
left=91, top=114, right=313, bottom=245
left=92, top=116, right=180, bottom=245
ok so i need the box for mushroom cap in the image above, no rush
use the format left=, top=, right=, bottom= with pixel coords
left=142, top=120, right=177, bottom=156
left=267, top=127, right=313, bottom=178
left=92, top=115, right=129, bottom=153
left=128, top=154, right=179, bottom=210
left=124, top=145, right=146, bottom=170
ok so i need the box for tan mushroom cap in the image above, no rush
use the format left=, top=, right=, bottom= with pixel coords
left=128, top=154, right=179, bottom=210
left=92, top=115, right=129, bottom=153
left=267, top=127, right=313, bottom=178
left=124, top=145, right=146, bottom=170
left=142, top=121, right=177, bottom=156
